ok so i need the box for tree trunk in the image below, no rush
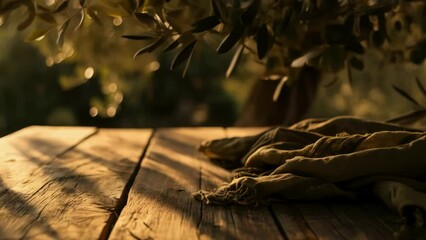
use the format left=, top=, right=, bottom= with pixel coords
left=235, top=66, right=320, bottom=126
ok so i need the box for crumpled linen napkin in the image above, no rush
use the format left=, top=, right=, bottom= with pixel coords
left=194, top=116, right=426, bottom=238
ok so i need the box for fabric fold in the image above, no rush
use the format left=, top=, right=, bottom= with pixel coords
left=194, top=117, right=426, bottom=238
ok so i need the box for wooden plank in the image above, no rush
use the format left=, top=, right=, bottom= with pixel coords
left=0, top=125, right=95, bottom=162
left=110, top=128, right=222, bottom=240
left=294, top=203, right=351, bottom=240
left=0, top=128, right=151, bottom=239
left=360, top=202, right=399, bottom=233
left=0, top=126, right=96, bottom=203
left=198, top=127, right=282, bottom=240
left=111, top=127, right=283, bottom=240
left=327, top=202, right=396, bottom=239
left=272, top=204, right=317, bottom=240
left=0, top=126, right=96, bottom=239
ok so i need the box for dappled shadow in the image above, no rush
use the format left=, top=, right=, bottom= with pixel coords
left=0, top=177, right=59, bottom=239
left=1, top=127, right=261, bottom=239
left=126, top=166, right=238, bottom=240
left=116, top=129, right=243, bottom=239
left=1, top=130, right=147, bottom=238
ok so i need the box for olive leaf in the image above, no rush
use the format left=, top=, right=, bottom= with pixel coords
left=25, top=28, right=50, bottom=42
left=416, top=77, right=426, bottom=96
left=53, top=1, right=69, bottom=13
left=87, top=8, right=102, bottom=25
left=163, top=38, right=181, bottom=52
left=17, top=2, right=35, bottom=31
left=377, top=13, right=389, bottom=41
left=217, top=25, right=245, bottom=54
left=133, top=37, right=165, bottom=58
left=79, top=0, right=86, bottom=7
left=171, top=40, right=197, bottom=78
left=358, top=15, right=373, bottom=37
left=163, top=32, right=194, bottom=52
left=192, top=16, right=221, bottom=33
left=392, top=85, right=422, bottom=107
left=241, top=0, right=259, bottom=25
left=56, top=19, right=70, bottom=46
left=273, top=76, right=288, bottom=102
left=74, top=10, right=85, bottom=32
left=226, top=44, right=244, bottom=78
left=164, top=10, right=185, bottom=33
left=276, top=8, right=292, bottom=35
left=291, top=47, right=324, bottom=68
left=182, top=45, right=197, bottom=78
left=211, top=0, right=227, bottom=21
left=171, top=40, right=197, bottom=70
left=387, top=109, right=426, bottom=125
left=256, top=24, right=270, bottom=59
left=372, top=14, right=388, bottom=47
left=134, top=12, right=157, bottom=27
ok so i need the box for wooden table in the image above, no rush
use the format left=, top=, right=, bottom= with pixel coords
left=0, top=126, right=400, bottom=239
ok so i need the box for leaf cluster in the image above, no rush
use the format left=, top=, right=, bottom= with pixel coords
left=1, top=0, right=426, bottom=82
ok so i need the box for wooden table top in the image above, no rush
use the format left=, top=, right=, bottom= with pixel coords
left=0, top=126, right=400, bottom=239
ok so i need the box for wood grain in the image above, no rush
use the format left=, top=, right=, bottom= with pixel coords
left=110, top=128, right=222, bottom=240
left=111, top=128, right=283, bottom=240
left=0, top=127, right=151, bottom=239
left=1, top=126, right=402, bottom=240
left=272, top=203, right=317, bottom=240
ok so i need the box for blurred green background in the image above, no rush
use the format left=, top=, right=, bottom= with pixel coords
left=0, top=28, right=251, bottom=136
left=1, top=26, right=425, bottom=137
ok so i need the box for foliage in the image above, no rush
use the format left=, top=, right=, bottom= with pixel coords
left=1, top=0, right=426, bottom=123
left=0, top=30, right=238, bottom=136
left=2, top=1, right=425, bottom=75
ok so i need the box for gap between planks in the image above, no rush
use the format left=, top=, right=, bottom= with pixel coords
left=99, top=129, right=156, bottom=240
left=0, top=126, right=153, bottom=239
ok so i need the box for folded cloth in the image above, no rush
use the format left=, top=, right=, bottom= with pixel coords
left=194, top=116, right=426, bottom=238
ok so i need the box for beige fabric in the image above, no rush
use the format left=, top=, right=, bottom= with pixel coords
left=194, top=116, right=426, bottom=236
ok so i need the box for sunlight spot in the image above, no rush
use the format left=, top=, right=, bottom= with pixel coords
left=89, top=107, right=98, bottom=117
left=54, top=53, right=64, bottom=63
left=65, top=47, right=75, bottom=58
left=368, top=0, right=378, bottom=6
left=108, top=83, right=118, bottom=92
left=113, top=17, right=122, bottom=26
left=45, top=0, right=55, bottom=6
left=114, top=92, right=123, bottom=103
left=0, top=17, right=4, bottom=26
left=107, top=107, right=116, bottom=117
left=191, top=104, right=208, bottom=124
left=84, top=67, right=94, bottom=79
left=45, top=57, right=54, bottom=67
left=35, top=35, right=45, bottom=41
left=62, top=43, right=71, bottom=52
left=340, top=83, right=352, bottom=96
left=147, top=61, right=160, bottom=72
